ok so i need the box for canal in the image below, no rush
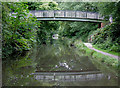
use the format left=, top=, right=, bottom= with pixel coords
left=2, top=39, right=118, bottom=86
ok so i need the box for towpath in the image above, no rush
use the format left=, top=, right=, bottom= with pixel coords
left=84, top=43, right=120, bottom=60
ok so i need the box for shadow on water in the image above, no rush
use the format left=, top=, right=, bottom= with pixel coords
left=2, top=40, right=118, bottom=86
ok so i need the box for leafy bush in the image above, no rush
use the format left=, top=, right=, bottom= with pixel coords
left=90, top=22, right=120, bottom=52
left=2, top=3, right=38, bottom=59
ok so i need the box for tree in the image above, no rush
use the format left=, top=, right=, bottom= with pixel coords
left=26, top=2, right=60, bottom=44
left=2, top=2, right=38, bottom=58
left=96, top=2, right=120, bottom=22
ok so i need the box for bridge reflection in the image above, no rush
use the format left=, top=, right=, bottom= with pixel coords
left=32, top=70, right=106, bottom=81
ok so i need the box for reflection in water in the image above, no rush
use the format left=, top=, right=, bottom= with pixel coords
left=2, top=40, right=118, bottom=86
left=33, top=71, right=104, bottom=82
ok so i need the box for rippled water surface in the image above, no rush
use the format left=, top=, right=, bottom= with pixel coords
left=2, top=40, right=118, bottom=86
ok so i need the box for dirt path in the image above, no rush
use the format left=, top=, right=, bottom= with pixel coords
left=84, top=43, right=120, bottom=60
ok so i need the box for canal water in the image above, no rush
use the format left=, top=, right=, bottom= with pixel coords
left=2, top=40, right=118, bottom=86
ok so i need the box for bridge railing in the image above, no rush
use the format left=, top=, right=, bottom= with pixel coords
left=30, top=10, right=104, bottom=20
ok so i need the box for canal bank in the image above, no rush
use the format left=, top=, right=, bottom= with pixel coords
left=74, top=40, right=119, bottom=77
left=84, top=43, right=120, bottom=60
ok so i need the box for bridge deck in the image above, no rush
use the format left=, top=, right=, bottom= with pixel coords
left=36, top=17, right=104, bottom=22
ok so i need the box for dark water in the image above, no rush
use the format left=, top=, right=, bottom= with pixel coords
left=2, top=40, right=118, bottom=86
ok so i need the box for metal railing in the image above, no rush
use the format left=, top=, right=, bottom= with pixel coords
left=30, top=10, right=104, bottom=20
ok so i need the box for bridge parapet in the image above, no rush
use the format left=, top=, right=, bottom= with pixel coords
left=29, top=10, right=104, bottom=20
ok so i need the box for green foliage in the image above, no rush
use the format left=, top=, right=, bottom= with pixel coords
left=37, top=21, right=60, bottom=44
left=59, top=2, right=98, bottom=12
left=96, top=2, right=120, bottom=22
left=2, top=2, right=38, bottom=58
left=91, top=23, right=120, bottom=52
left=58, top=2, right=99, bottom=42
left=2, top=1, right=61, bottom=58
left=59, top=21, right=98, bottom=42
left=27, top=2, right=60, bottom=44
left=59, top=2, right=120, bottom=43
left=27, top=2, right=59, bottom=10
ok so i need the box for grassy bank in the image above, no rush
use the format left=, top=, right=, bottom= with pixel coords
left=74, top=39, right=120, bottom=76
left=93, top=45, right=120, bottom=56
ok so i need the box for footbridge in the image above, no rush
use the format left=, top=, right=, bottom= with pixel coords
left=29, top=10, right=104, bottom=22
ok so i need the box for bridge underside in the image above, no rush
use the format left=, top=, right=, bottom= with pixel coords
left=37, top=17, right=103, bottom=23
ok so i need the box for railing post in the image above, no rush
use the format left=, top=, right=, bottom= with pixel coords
left=43, top=11, right=44, bottom=17
left=75, top=11, right=76, bottom=18
left=95, top=13, right=98, bottom=19
left=64, top=10, right=66, bottom=17
left=54, top=10, right=55, bottom=17
left=34, top=10, right=35, bottom=17
left=86, top=12, right=87, bottom=18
